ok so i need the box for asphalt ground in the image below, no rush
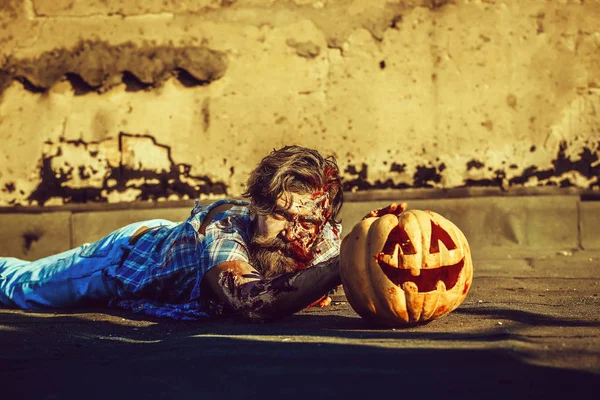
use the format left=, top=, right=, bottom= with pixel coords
left=1, top=249, right=599, bottom=400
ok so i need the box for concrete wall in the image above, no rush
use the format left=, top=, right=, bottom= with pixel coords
left=0, top=0, right=599, bottom=207
left=1, top=196, right=599, bottom=261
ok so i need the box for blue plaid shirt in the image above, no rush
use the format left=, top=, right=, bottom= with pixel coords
left=109, top=199, right=341, bottom=320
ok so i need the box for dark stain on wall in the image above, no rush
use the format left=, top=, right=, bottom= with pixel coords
left=22, top=231, right=41, bottom=253
left=464, top=169, right=507, bottom=188
left=0, top=40, right=228, bottom=95
left=413, top=164, right=443, bottom=188
left=342, top=141, right=599, bottom=191
left=467, top=141, right=599, bottom=189
left=343, top=163, right=371, bottom=191
left=8, top=139, right=599, bottom=205
left=345, top=163, right=368, bottom=180
left=27, top=133, right=228, bottom=206
left=427, top=0, right=455, bottom=10
left=506, top=141, right=600, bottom=188
left=121, top=71, right=152, bottom=92
left=114, top=133, right=227, bottom=201
left=466, top=159, right=485, bottom=170
left=343, top=162, right=409, bottom=191
left=390, top=162, right=406, bottom=173
left=28, top=147, right=103, bottom=204
left=201, top=98, right=211, bottom=132
left=343, top=161, right=447, bottom=191
left=2, top=182, right=15, bottom=193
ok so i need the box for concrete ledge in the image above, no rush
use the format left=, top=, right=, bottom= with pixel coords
left=580, top=201, right=600, bottom=250
left=71, top=207, right=191, bottom=247
left=0, top=212, right=71, bottom=261
left=0, top=195, right=596, bottom=262
left=340, top=196, right=581, bottom=259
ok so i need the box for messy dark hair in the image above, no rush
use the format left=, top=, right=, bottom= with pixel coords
left=242, top=145, right=343, bottom=224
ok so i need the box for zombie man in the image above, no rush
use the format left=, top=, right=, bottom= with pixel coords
left=0, top=146, right=348, bottom=321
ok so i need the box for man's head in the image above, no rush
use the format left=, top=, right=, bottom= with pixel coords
left=243, top=145, right=343, bottom=277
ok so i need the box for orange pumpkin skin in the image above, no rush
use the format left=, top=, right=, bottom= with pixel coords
left=340, top=209, right=473, bottom=327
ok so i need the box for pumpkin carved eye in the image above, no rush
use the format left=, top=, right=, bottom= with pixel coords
left=340, top=208, right=474, bottom=327
left=430, top=220, right=457, bottom=253
left=381, top=226, right=416, bottom=255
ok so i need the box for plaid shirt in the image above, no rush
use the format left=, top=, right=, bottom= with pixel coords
left=109, top=199, right=341, bottom=320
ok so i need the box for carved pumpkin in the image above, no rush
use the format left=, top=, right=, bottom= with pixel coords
left=340, top=209, right=473, bottom=326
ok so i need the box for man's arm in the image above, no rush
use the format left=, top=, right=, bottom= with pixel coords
left=202, top=257, right=340, bottom=322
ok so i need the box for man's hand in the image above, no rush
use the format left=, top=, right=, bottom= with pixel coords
left=363, top=202, right=408, bottom=220
left=306, top=295, right=332, bottom=308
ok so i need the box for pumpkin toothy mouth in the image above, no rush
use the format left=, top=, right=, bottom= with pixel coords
left=375, top=223, right=464, bottom=292
left=377, top=258, right=464, bottom=292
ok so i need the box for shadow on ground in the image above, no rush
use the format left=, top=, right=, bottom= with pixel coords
left=1, top=307, right=598, bottom=400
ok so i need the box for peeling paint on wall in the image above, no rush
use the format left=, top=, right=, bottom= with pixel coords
left=22, top=133, right=227, bottom=206
left=342, top=141, right=600, bottom=192
left=505, top=141, right=600, bottom=188
left=0, top=40, right=228, bottom=95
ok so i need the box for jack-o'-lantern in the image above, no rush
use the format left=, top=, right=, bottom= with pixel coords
left=340, top=209, right=473, bottom=327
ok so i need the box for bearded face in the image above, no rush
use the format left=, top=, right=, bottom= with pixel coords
left=250, top=191, right=330, bottom=278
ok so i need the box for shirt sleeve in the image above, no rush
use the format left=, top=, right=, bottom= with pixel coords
left=201, top=217, right=251, bottom=270
left=310, top=222, right=342, bottom=266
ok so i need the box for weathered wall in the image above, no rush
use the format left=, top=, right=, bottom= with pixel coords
left=0, top=0, right=599, bottom=207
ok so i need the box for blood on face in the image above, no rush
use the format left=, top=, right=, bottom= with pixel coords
left=270, top=191, right=331, bottom=257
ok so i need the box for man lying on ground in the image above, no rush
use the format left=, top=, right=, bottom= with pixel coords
left=0, top=145, right=404, bottom=322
